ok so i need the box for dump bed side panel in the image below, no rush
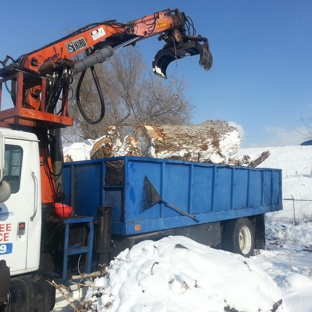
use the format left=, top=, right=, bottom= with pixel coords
left=63, top=156, right=282, bottom=236
left=63, top=160, right=106, bottom=218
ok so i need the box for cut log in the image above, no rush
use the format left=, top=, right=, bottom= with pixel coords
left=91, top=126, right=141, bottom=160
left=64, top=154, right=73, bottom=162
left=133, top=120, right=241, bottom=164
left=248, top=151, right=270, bottom=168
left=228, top=151, right=271, bottom=167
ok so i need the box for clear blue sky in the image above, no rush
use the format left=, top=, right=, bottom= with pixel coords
left=1, top=0, right=311, bottom=147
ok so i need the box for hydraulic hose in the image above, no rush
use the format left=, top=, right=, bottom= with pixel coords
left=76, top=65, right=105, bottom=124
left=73, top=46, right=114, bottom=124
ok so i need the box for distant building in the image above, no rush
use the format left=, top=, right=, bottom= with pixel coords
left=300, top=139, right=312, bottom=146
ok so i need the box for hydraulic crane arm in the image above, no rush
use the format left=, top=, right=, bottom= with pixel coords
left=0, top=8, right=212, bottom=123
left=18, top=8, right=212, bottom=78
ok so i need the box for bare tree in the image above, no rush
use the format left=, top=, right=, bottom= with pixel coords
left=292, top=116, right=312, bottom=145
left=63, top=46, right=194, bottom=141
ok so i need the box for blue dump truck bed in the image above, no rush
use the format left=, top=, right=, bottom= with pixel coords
left=63, top=156, right=282, bottom=236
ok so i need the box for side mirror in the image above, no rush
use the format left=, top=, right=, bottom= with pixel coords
left=0, top=180, right=11, bottom=202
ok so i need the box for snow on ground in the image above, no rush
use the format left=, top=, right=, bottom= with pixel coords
left=253, top=220, right=312, bottom=312
left=54, top=145, right=312, bottom=312
left=237, top=145, right=312, bottom=220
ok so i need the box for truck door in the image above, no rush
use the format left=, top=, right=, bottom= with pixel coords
left=0, top=137, right=41, bottom=275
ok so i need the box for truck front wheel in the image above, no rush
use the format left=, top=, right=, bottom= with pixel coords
left=223, top=218, right=254, bottom=257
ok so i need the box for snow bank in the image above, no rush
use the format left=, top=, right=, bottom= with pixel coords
left=63, top=140, right=93, bottom=161
left=81, top=236, right=283, bottom=312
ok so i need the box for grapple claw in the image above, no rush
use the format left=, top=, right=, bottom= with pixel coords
left=152, top=40, right=213, bottom=79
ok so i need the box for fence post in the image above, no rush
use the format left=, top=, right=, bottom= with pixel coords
left=291, top=194, right=296, bottom=224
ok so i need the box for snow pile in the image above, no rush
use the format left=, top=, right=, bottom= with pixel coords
left=253, top=219, right=312, bottom=311
left=81, top=236, right=283, bottom=312
left=277, top=273, right=312, bottom=311
left=63, top=140, right=94, bottom=162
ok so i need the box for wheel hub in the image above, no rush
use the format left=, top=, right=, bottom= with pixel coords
left=239, top=226, right=252, bottom=255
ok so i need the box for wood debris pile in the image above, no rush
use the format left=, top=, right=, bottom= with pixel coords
left=66, top=121, right=269, bottom=167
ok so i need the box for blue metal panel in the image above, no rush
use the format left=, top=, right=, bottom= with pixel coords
left=273, top=170, right=282, bottom=204
left=74, top=162, right=103, bottom=217
left=105, top=188, right=124, bottom=222
left=162, top=163, right=190, bottom=218
left=63, top=160, right=105, bottom=218
left=214, top=167, right=232, bottom=212
left=249, top=170, right=262, bottom=207
left=263, top=170, right=273, bottom=206
left=232, top=168, right=248, bottom=209
left=191, top=165, right=214, bottom=214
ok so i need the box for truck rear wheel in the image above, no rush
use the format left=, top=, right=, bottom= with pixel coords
left=223, top=218, right=254, bottom=257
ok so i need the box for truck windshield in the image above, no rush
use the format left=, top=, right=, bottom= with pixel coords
left=3, top=145, right=23, bottom=193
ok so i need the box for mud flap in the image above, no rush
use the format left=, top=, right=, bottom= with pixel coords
left=152, top=40, right=213, bottom=78
left=0, top=260, right=10, bottom=304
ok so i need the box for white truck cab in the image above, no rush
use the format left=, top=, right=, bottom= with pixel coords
left=0, top=128, right=41, bottom=275
left=0, top=128, right=54, bottom=311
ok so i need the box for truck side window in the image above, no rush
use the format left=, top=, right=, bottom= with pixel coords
left=3, top=145, right=23, bottom=194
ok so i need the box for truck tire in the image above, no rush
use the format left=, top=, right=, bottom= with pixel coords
left=223, top=218, right=254, bottom=257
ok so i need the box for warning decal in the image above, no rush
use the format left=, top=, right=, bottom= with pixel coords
left=91, top=27, right=106, bottom=41
left=66, top=37, right=87, bottom=54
